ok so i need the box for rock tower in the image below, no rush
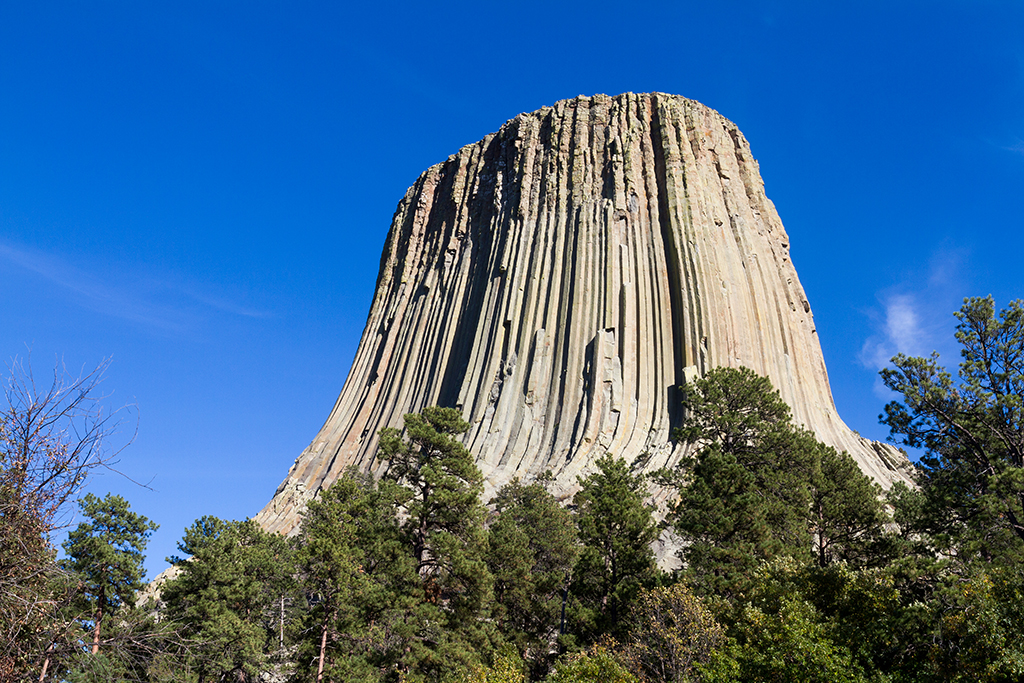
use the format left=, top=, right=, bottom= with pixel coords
left=257, top=93, right=911, bottom=534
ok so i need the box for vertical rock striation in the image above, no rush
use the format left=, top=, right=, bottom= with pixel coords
left=256, top=93, right=911, bottom=534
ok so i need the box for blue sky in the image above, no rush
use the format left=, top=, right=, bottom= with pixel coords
left=2, top=1, right=1022, bottom=576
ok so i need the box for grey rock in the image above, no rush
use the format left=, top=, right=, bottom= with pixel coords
left=256, top=93, right=912, bottom=534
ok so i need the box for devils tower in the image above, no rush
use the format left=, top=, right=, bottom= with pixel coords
left=256, top=92, right=911, bottom=534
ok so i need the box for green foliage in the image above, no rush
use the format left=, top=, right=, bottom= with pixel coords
left=618, top=583, right=725, bottom=683
left=380, top=407, right=492, bottom=615
left=291, top=471, right=413, bottom=683
left=923, top=564, right=1024, bottom=682
left=726, top=559, right=901, bottom=680
left=666, top=441, right=797, bottom=596
left=60, top=604, right=178, bottom=683
left=65, top=652, right=122, bottom=683
left=376, top=406, right=496, bottom=681
left=881, top=296, right=1024, bottom=565
left=293, top=474, right=377, bottom=682
left=809, top=444, right=892, bottom=568
left=62, top=492, right=158, bottom=653
left=458, top=646, right=528, bottom=683
left=165, top=514, right=230, bottom=564
left=664, top=368, right=814, bottom=594
left=664, top=367, right=891, bottom=596
left=701, top=560, right=885, bottom=683
left=544, top=645, right=638, bottom=683
left=162, top=517, right=294, bottom=682
left=486, top=476, right=578, bottom=671
left=867, top=561, right=1024, bottom=683
left=730, top=595, right=869, bottom=683
left=570, top=454, right=659, bottom=644
left=674, top=366, right=794, bottom=454
left=19, top=295, right=1024, bottom=681
left=699, top=555, right=1024, bottom=683
left=872, top=297, right=1024, bottom=680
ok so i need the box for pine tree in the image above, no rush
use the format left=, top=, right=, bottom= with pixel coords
left=569, top=454, right=659, bottom=644
left=881, top=296, right=1024, bottom=566
left=486, top=477, right=579, bottom=672
left=662, top=367, right=817, bottom=596
left=165, top=515, right=231, bottom=564
left=62, top=493, right=158, bottom=657
left=377, top=406, right=495, bottom=680
left=662, top=367, right=891, bottom=593
left=162, top=517, right=294, bottom=682
left=808, top=444, right=891, bottom=568
left=667, top=441, right=786, bottom=595
left=871, top=297, right=1024, bottom=680
left=292, top=471, right=414, bottom=683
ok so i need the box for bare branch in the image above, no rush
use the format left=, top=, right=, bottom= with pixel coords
left=0, top=356, right=138, bottom=682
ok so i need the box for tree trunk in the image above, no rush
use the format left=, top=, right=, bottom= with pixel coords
left=38, top=641, right=53, bottom=682
left=91, top=585, right=105, bottom=655
left=316, top=620, right=329, bottom=682
left=415, top=486, right=431, bottom=571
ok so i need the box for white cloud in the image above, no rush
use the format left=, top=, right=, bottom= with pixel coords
left=858, top=245, right=971, bottom=400
left=859, top=293, right=924, bottom=373
left=926, top=248, right=965, bottom=289
left=0, top=240, right=270, bottom=333
left=884, top=294, right=925, bottom=356
left=174, top=284, right=270, bottom=319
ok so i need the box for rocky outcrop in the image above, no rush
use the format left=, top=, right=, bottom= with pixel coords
left=256, top=93, right=912, bottom=534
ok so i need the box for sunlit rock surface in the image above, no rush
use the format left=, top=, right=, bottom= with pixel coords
left=256, top=93, right=912, bottom=534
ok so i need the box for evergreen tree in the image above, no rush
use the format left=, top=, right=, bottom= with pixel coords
left=62, top=493, right=158, bottom=656
left=165, top=515, right=231, bottom=564
left=377, top=406, right=495, bottom=680
left=162, top=517, right=294, bottom=682
left=665, top=441, right=788, bottom=596
left=662, top=367, right=816, bottom=596
left=62, top=603, right=177, bottom=683
left=663, top=367, right=890, bottom=595
left=569, top=454, right=659, bottom=644
left=486, top=476, right=579, bottom=672
left=293, top=477, right=373, bottom=682
left=291, top=471, right=414, bottom=683
left=808, top=444, right=891, bottom=568
left=870, top=296, right=1024, bottom=680
left=881, top=296, right=1024, bottom=565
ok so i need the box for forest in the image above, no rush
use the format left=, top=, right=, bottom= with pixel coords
left=2, top=296, right=1023, bottom=683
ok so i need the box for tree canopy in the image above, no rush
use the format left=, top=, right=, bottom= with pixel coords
left=10, top=303, right=1024, bottom=683
left=882, top=296, right=1024, bottom=565
left=486, top=476, right=578, bottom=674
left=570, top=453, right=659, bottom=643
left=661, top=366, right=891, bottom=596
left=162, top=517, right=294, bottom=682
left=62, top=493, right=158, bottom=655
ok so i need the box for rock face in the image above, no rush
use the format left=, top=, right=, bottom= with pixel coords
left=256, top=93, right=912, bottom=535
